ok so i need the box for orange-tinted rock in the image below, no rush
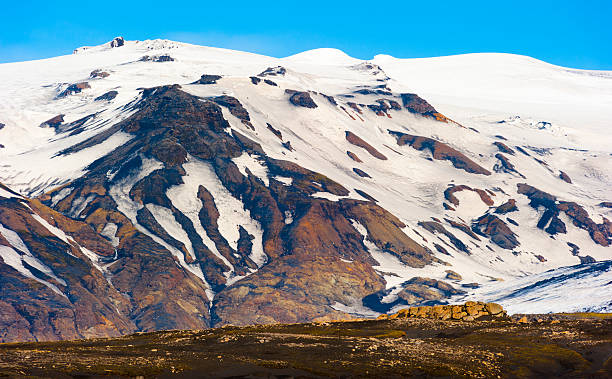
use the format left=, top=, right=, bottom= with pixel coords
left=494, top=199, right=518, bottom=214
left=347, top=151, right=362, bottom=163
left=559, top=171, right=572, bottom=184
left=493, top=141, right=515, bottom=155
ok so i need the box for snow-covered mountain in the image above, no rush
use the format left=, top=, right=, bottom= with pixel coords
left=0, top=37, right=610, bottom=342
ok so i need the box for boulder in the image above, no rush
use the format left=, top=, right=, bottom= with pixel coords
left=192, top=74, right=222, bottom=85
left=109, top=36, right=124, bottom=48
left=95, top=91, right=118, bottom=102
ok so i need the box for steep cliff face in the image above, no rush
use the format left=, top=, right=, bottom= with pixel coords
left=0, top=39, right=610, bottom=342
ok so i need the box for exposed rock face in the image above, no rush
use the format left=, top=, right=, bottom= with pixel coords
left=58, top=82, right=90, bottom=98
left=419, top=220, right=470, bottom=253
left=495, top=199, right=518, bottom=214
left=472, top=214, right=519, bottom=249
left=381, top=301, right=507, bottom=321
left=109, top=37, right=124, bottom=48
left=345, top=131, right=387, bottom=160
left=517, top=183, right=611, bottom=246
left=353, top=167, right=371, bottom=178
left=286, top=90, right=317, bottom=108
left=192, top=74, right=222, bottom=84
left=400, top=93, right=437, bottom=114
left=140, top=55, right=174, bottom=62
left=445, top=270, right=462, bottom=280
left=494, top=153, right=523, bottom=177
left=559, top=171, right=572, bottom=184
left=90, top=69, right=110, bottom=79
left=493, top=141, right=515, bottom=155
left=249, top=76, right=261, bottom=85
left=263, top=79, right=277, bottom=86
left=347, top=151, right=362, bottom=163
left=389, top=131, right=491, bottom=175
left=211, top=95, right=253, bottom=129
left=258, top=66, right=286, bottom=77
left=40, top=114, right=64, bottom=128
left=94, top=91, right=118, bottom=101
left=444, top=185, right=494, bottom=207
left=266, top=123, right=282, bottom=140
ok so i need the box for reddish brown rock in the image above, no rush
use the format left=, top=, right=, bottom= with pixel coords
left=58, top=82, right=90, bottom=98
left=444, top=185, right=494, bottom=207
left=347, top=151, right=362, bottom=163
left=95, top=91, right=118, bottom=101
left=40, top=114, right=64, bottom=128
left=390, top=131, right=491, bottom=175
left=493, top=141, right=515, bottom=155
left=211, top=95, right=254, bottom=129
left=345, top=131, right=388, bottom=160
left=266, top=123, right=283, bottom=140
left=559, top=171, right=572, bottom=184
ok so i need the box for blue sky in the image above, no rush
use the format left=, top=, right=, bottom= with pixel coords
left=2, top=0, right=611, bottom=69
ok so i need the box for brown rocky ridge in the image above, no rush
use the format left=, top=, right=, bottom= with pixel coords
left=389, top=130, right=491, bottom=175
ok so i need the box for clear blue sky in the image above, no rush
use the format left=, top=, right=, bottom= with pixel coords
left=2, top=0, right=611, bottom=69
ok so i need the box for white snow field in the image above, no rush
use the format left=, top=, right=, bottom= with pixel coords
left=0, top=38, right=610, bottom=314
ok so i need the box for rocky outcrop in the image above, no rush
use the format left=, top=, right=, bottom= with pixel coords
left=494, top=153, right=523, bottom=177
left=472, top=214, right=519, bottom=249
left=211, top=95, right=253, bottom=129
left=140, top=55, right=174, bottom=62
left=258, top=66, right=286, bottom=77
left=559, top=171, right=572, bottom=184
left=517, top=183, right=611, bottom=246
left=353, top=167, right=371, bottom=178
left=390, top=131, right=491, bottom=175
left=345, top=131, right=387, bottom=160
left=444, top=185, right=494, bottom=207
left=493, top=141, right=515, bottom=155
left=250, top=76, right=261, bottom=85
left=364, top=277, right=465, bottom=313
left=419, top=220, right=470, bottom=253
left=380, top=301, right=507, bottom=321
left=90, top=69, right=109, bottom=79
left=263, top=79, right=277, bottom=86
left=494, top=199, right=518, bottom=214
left=95, top=91, right=118, bottom=101
left=192, top=74, right=222, bottom=84
left=58, top=82, right=90, bottom=98
left=347, top=151, right=362, bottom=163
left=286, top=90, right=317, bottom=108
left=40, top=114, right=64, bottom=128
left=109, top=37, right=124, bottom=48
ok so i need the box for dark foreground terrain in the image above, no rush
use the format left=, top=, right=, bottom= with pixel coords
left=0, top=314, right=611, bottom=378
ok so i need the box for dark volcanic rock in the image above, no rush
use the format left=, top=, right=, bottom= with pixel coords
left=352, top=167, right=371, bottom=178
left=0, top=122, right=4, bottom=130
left=90, top=69, right=110, bottom=79
left=559, top=171, right=572, bottom=184
left=517, top=183, right=611, bottom=246
left=472, top=214, right=519, bottom=249
left=211, top=95, right=253, bottom=129
left=263, top=79, right=277, bottom=86
left=419, top=220, right=470, bottom=253
left=266, top=123, right=282, bottom=140
left=94, top=91, right=118, bottom=101
left=192, top=74, right=222, bottom=84
left=494, top=199, right=518, bottom=214
left=58, top=82, right=90, bottom=98
left=390, top=131, right=490, bottom=175
left=109, top=36, right=124, bottom=48
left=286, top=90, right=317, bottom=108
left=258, top=66, right=286, bottom=77
left=140, top=55, right=174, bottom=62
left=345, top=131, right=387, bottom=160
left=493, top=141, right=515, bottom=155
left=250, top=76, right=261, bottom=85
